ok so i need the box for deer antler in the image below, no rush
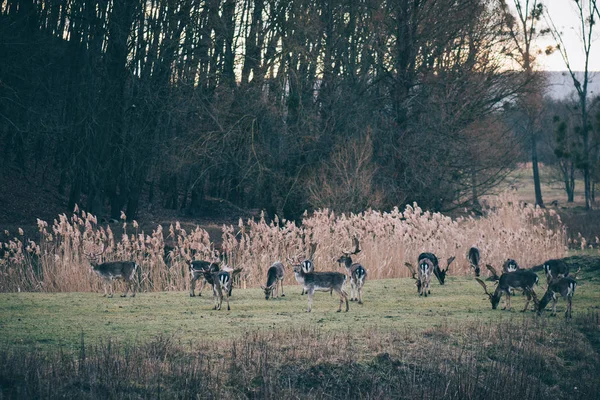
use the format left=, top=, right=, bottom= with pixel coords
left=445, top=256, right=456, bottom=271
left=485, top=264, right=499, bottom=280
left=571, top=266, right=582, bottom=279
left=307, top=242, right=318, bottom=260
left=475, top=278, right=492, bottom=298
left=404, top=262, right=418, bottom=280
left=343, top=236, right=361, bottom=255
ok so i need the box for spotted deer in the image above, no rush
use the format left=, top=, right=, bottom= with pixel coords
left=291, top=262, right=348, bottom=312
left=418, top=253, right=455, bottom=285
left=262, top=262, right=285, bottom=300
left=336, top=237, right=367, bottom=304
left=404, top=258, right=435, bottom=296
left=468, top=247, right=481, bottom=277
left=537, top=276, right=577, bottom=319
left=476, top=268, right=539, bottom=312
left=84, top=245, right=138, bottom=298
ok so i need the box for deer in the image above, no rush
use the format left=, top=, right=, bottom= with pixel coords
left=404, top=258, right=434, bottom=296
left=475, top=268, right=539, bottom=312
left=84, top=245, right=138, bottom=298
left=537, top=276, right=577, bottom=319
left=502, top=259, right=520, bottom=273
left=201, top=268, right=233, bottom=311
left=467, top=247, right=481, bottom=277
left=291, top=261, right=349, bottom=312
left=336, top=236, right=367, bottom=304
left=189, top=260, right=220, bottom=297
left=417, top=253, right=455, bottom=285
left=288, top=242, right=317, bottom=295
left=542, top=259, right=570, bottom=283
left=261, top=262, right=285, bottom=300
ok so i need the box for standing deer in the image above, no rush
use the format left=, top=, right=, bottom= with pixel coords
left=476, top=269, right=539, bottom=311
left=542, top=259, right=570, bottom=283
left=418, top=253, right=455, bottom=285
left=404, top=258, right=436, bottom=296
left=336, top=237, right=367, bottom=304
left=537, top=276, right=577, bottom=319
left=502, top=259, right=520, bottom=273
left=288, top=242, right=317, bottom=295
left=468, top=247, right=481, bottom=277
left=262, top=262, right=285, bottom=300
left=84, top=246, right=138, bottom=298
left=202, top=269, right=232, bottom=311
left=291, top=262, right=349, bottom=312
left=189, top=260, right=219, bottom=297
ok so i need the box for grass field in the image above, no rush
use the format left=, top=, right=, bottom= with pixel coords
left=0, top=266, right=598, bottom=352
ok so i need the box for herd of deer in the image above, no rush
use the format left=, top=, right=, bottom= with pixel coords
left=83, top=239, right=580, bottom=318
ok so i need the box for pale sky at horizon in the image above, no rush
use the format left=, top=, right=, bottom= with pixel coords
left=535, top=0, right=600, bottom=72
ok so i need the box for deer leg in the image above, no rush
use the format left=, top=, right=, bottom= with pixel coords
left=224, top=286, right=230, bottom=311
left=306, top=288, right=314, bottom=312
left=108, top=281, right=115, bottom=298
left=566, top=296, right=572, bottom=319
left=521, top=290, right=531, bottom=312
left=341, top=289, right=349, bottom=312
left=212, top=286, right=218, bottom=310
left=190, top=277, right=196, bottom=297
left=121, top=281, right=129, bottom=297
left=280, top=279, right=285, bottom=297
left=551, top=296, right=557, bottom=316
left=198, top=278, right=205, bottom=296
left=358, top=280, right=363, bottom=305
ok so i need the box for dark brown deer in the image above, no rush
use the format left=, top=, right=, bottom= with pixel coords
left=84, top=246, right=138, bottom=298
left=292, top=263, right=348, bottom=312
left=476, top=269, right=539, bottom=311
left=336, top=237, right=367, bottom=304
left=502, top=259, right=520, bottom=273
left=468, top=247, right=481, bottom=277
left=542, top=259, right=570, bottom=283
left=189, top=260, right=219, bottom=297
left=262, top=262, right=285, bottom=300
left=537, top=276, right=577, bottom=319
left=418, top=253, right=455, bottom=285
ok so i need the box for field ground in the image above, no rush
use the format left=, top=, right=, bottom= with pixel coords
left=1, top=256, right=599, bottom=352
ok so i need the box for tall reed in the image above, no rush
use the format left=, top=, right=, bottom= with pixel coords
left=0, top=194, right=569, bottom=293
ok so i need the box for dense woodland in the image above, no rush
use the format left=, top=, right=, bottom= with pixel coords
left=1, top=0, right=599, bottom=221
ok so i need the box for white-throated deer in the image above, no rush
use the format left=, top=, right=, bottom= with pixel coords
left=476, top=268, right=539, bottom=311
left=288, top=242, right=317, bottom=295
left=262, top=262, right=285, bottom=300
left=336, top=237, right=367, bottom=304
left=418, top=252, right=455, bottom=285
left=84, top=245, right=138, bottom=298
left=467, top=247, right=481, bottom=277
left=537, top=276, right=577, bottom=319
left=291, top=262, right=348, bottom=312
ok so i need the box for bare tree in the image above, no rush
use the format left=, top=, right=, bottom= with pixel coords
left=546, top=0, right=597, bottom=209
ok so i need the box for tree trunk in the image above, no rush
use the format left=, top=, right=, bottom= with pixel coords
left=531, top=133, right=544, bottom=208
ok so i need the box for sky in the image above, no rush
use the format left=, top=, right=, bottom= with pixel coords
left=536, top=0, right=600, bottom=71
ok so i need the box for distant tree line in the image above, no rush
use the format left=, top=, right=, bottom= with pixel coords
left=1, top=0, right=531, bottom=220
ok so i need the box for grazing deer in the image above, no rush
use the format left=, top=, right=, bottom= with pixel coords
left=202, top=269, right=232, bottom=310
left=84, top=246, right=138, bottom=298
left=468, top=247, right=481, bottom=277
left=476, top=269, right=539, bottom=311
left=292, top=263, right=349, bottom=312
left=537, top=276, right=577, bottom=318
left=418, top=253, right=455, bottom=285
left=189, top=260, right=219, bottom=297
left=262, top=262, right=285, bottom=300
left=404, top=258, right=436, bottom=296
left=502, top=259, right=520, bottom=273
left=336, top=237, right=367, bottom=304
left=542, top=259, right=570, bottom=283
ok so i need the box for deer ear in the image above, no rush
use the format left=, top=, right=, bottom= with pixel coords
left=261, top=285, right=266, bottom=290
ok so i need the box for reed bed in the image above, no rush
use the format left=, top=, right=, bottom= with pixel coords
left=0, top=194, right=570, bottom=293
